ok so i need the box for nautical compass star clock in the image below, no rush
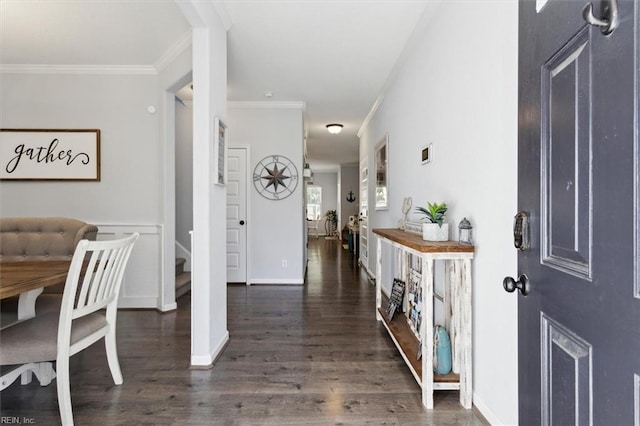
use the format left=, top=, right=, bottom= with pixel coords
left=253, top=155, right=299, bottom=200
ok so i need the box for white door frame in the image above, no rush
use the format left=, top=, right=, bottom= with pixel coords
left=161, top=72, right=193, bottom=312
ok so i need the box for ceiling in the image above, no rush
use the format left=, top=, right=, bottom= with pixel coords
left=1, top=0, right=428, bottom=172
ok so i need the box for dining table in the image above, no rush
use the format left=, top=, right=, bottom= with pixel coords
left=0, top=260, right=72, bottom=390
left=0, top=260, right=72, bottom=320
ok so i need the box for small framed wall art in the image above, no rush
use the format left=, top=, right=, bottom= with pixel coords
left=374, top=133, right=389, bottom=210
left=0, top=129, right=100, bottom=181
left=421, top=143, right=432, bottom=165
left=214, top=117, right=227, bottom=186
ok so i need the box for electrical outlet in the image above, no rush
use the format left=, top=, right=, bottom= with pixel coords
left=281, top=259, right=288, bottom=268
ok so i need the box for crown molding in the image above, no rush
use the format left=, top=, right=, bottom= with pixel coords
left=214, top=2, right=233, bottom=31
left=228, top=101, right=307, bottom=111
left=357, top=93, right=385, bottom=139
left=1, top=30, right=193, bottom=76
left=154, top=31, right=192, bottom=73
left=0, top=64, right=157, bottom=75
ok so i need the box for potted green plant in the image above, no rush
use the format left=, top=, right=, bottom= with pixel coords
left=324, top=209, right=338, bottom=235
left=415, top=202, right=449, bottom=241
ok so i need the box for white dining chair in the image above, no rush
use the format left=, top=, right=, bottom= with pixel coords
left=307, top=219, right=320, bottom=238
left=0, top=233, right=139, bottom=426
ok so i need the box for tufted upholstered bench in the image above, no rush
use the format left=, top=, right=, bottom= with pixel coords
left=0, top=217, right=98, bottom=324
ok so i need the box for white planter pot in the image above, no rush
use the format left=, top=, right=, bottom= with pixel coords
left=422, top=223, right=449, bottom=241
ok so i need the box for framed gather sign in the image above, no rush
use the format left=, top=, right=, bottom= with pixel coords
left=0, top=129, right=100, bottom=181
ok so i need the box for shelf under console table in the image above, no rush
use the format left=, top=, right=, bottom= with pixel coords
left=373, top=228, right=474, bottom=410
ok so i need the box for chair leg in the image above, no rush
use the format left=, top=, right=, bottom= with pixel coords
left=56, top=357, right=74, bottom=426
left=105, top=331, right=123, bottom=385
left=20, top=370, right=33, bottom=385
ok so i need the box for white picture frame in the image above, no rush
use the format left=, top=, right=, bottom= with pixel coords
left=214, top=117, right=227, bottom=186
left=0, top=129, right=100, bottom=181
left=374, top=134, right=389, bottom=210
left=421, top=143, right=433, bottom=165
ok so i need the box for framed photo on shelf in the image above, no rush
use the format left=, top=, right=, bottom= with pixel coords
left=213, top=117, right=227, bottom=186
left=389, top=278, right=405, bottom=313
left=386, top=302, right=397, bottom=321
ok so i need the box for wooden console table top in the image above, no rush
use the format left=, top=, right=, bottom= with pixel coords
left=372, top=228, right=475, bottom=254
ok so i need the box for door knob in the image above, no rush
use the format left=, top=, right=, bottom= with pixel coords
left=239, top=220, right=245, bottom=225
left=503, top=274, right=529, bottom=296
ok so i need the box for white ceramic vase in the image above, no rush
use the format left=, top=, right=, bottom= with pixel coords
left=422, top=223, right=449, bottom=241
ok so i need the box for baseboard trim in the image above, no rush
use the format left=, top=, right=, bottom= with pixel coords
left=251, top=279, right=304, bottom=285
left=118, top=296, right=158, bottom=309
left=362, top=264, right=376, bottom=282
left=191, top=331, right=229, bottom=367
left=159, top=302, right=177, bottom=312
left=472, top=392, right=505, bottom=425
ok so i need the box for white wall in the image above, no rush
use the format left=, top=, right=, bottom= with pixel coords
left=0, top=72, right=167, bottom=309
left=359, top=2, right=518, bottom=424
left=227, top=103, right=305, bottom=284
left=175, top=99, right=193, bottom=252
left=313, top=171, right=338, bottom=235
left=0, top=73, right=161, bottom=221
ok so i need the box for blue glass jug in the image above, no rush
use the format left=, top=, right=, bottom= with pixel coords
left=433, top=325, right=452, bottom=375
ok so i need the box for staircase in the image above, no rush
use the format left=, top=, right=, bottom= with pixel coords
left=175, top=258, right=191, bottom=299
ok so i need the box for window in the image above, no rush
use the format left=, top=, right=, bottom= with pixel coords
left=306, top=185, right=322, bottom=220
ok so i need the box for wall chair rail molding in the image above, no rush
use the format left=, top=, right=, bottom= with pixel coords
left=0, top=129, right=100, bottom=181
left=96, top=224, right=162, bottom=309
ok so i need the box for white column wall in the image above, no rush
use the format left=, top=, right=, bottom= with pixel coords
left=178, top=1, right=229, bottom=366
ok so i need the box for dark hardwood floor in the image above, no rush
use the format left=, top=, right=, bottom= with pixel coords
left=1, top=239, right=487, bottom=425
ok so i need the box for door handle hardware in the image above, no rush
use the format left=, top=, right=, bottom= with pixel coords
left=239, top=220, right=245, bottom=225
left=503, top=274, right=529, bottom=296
left=582, top=0, right=619, bottom=35
left=513, top=211, right=530, bottom=251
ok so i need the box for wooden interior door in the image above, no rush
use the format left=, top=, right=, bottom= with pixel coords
left=517, top=0, right=640, bottom=424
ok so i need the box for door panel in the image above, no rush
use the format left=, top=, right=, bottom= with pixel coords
left=541, top=25, right=593, bottom=279
left=541, top=313, right=592, bottom=425
left=518, top=0, right=639, bottom=424
left=227, top=148, right=247, bottom=283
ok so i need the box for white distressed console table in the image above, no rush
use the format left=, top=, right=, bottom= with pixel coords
left=373, top=228, right=474, bottom=409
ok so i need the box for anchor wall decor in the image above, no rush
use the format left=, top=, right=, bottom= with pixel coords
left=346, top=190, right=356, bottom=203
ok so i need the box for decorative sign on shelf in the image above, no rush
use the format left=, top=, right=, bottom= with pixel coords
left=404, top=221, right=423, bottom=235
left=0, top=129, right=100, bottom=181
left=386, top=278, right=406, bottom=321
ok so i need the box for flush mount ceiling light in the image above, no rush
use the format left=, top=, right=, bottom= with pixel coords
left=326, top=123, right=343, bottom=134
